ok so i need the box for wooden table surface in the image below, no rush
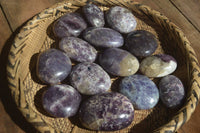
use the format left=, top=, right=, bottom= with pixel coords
left=0, top=0, right=199, bottom=133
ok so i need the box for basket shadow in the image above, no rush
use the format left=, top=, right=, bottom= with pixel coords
left=0, top=25, right=38, bottom=132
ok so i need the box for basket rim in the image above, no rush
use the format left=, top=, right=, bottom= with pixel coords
left=6, top=0, right=200, bottom=133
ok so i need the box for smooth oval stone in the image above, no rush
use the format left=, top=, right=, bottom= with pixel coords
left=106, top=6, right=137, bottom=33
left=79, top=92, right=134, bottom=131
left=99, top=48, right=139, bottom=76
left=59, top=37, right=97, bottom=62
left=70, top=62, right=111, bottom=95
left=83, top=27, right=124, bottom=48
left=159, top=75, right=185, bottom=108
left=140, top=54, right=177, bottom=77
left=53, top=13, right=87, bottom=38
left=126, top=30, right=158, bottom=57
left=37, top=49, right=72, bottom=84
left=43, top=84, right=81, bottom=117
left=119, top=74, right=159, bottom=110
left=83, top=4, right=105, bottom=27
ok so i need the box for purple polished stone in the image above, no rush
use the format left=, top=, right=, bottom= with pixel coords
left=59, top=37, right=97, bottom=62
left=83, top=27, right=124, bottom=48
left=140, top=54, right=177, bottom=78
left=37, top=49, right=71, bottom=84
left=43, top=84, right=81, bottom=117
left=126, top=30, right=158, bottom=57
left=53, top=13, right=87, bottom=38
left=99, top=48, right=139, bottom=76
left=79, top=92, right=134, bottom=131
left=159, top=75, right=185, bottom=108
left=119, top=74, right=159, bottom=110
left=83, top=4, right=105, bottom=27
left=106, top=6, right=137, bottom=33
left=70, top=62, right=111, bottom=95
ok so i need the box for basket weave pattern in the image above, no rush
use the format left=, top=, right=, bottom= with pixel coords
left=7, top=0, right=200, bottom=133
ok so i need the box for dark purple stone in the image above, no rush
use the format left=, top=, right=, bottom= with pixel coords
left=126, top=30, right=158, bottom=57
left=159, top=75, right=185, bottom=108
left=59, top=37, right=97, bottom=62
left=119, top=74, right=159, bottom=110
left=106, top=6, right=137, bottom=33
left=53, top=13, right=87, bottom=38
left=83, top=27, right=124, bottom=48
left=70, top=62, right=111, bottom=95
left=99, top=48, right=139, bottom=76
left=79, top=92, right=134, bottom=131
left=83, top=4, right=105, bottom=27
left=42, top=84, right=81, bottom=117
left=36, top=49, right=71, bottom=84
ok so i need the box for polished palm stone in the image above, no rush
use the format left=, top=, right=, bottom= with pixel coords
left=159, top=75, right=185, bottom=108
left=83, top=4, right=105, bottom=27
left=59, top=37, right=97, bottom=62
left=140, top=54, right=177, bottom=77
left=126, top=30, right=158, bottom=57
left=79, top=92, right=134, bottom=131
left=53, top=13, right=87, bottom=38
left=119, top=74, right=159, bottom=110
left=106, top=6, right=137, bottom=33
left=37, top=49, right=72, bottom=84
left=83, top=27, right=124, bottom=48
left=99, top=48, right=139, bottom=76
left=70, top=62, right=111, bottom=95
left=42, top=84, right=81, bottom=117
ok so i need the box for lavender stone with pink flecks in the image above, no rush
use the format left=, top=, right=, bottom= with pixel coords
left=59, top=37, right=97, bottom=62
left=53, top=13, right=87, bottom=38
left=106, top=6, right=137, bottom=33
left=36, top=49, right=71, bottom=84
left=79, top=92, right=134, bottom=131
left=119, top=74, right=159, bottom=110
left=70, top=62, right=111, bottom=95
left=159, top=75, right=185, bottom=108
left=83, top=4, right=105, bottom=27
left=42, top=84, right=81, bottom=118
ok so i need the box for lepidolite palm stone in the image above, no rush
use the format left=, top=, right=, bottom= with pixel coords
left=42, top=84, right=81, bottom=117
left=106, top=6, right=137, bottom=33
left=99, top=48, right=139, bottom=76
left=83, top=4, right=105, bottom=27
left=140, top=54, right=177, bottom=77
left=53, top=13, right=87, bottom=38
left=59, top=37, right=97, bottom=62
left=70, top=62, right=111, bottom=95
left=159, top=75, right=185, bottom=108
left=119, top=74, right=159, bottom=110
left=83, top=27, right=124, bottom=48
left=79, top=92, right=134, bottom=131
left=126, top=30, right=158, bottom=57
left=37, top=49, right=71, bottom=84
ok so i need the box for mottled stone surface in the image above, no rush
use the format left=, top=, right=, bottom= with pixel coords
left=53, top=13, right=87, bottom=38
left=83, top=27, right=124, bottom=48
left=106, top=6, right=137, bottom=33
left=159, top=75, right=185, bottom=108
left=79, top=92, right=134, bottom=131
left=119, top=74, right=159, bottom=110
left=59, top=37, right=97, bottom=62
left=140, top=54, right=177, bottom=77
left=37, top=49, right=72, bottom=84
left=99, top=48, right=139, bottom=76
left=70, top=62, right=111, bottom=95
left=83, top=4, right=105, bottom=27
left=43, top=84, right=81, bottom=117
left=126, top=30, right=158, bottom=57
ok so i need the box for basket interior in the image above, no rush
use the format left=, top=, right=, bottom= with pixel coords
left=13, top=3, right=189, bottom=133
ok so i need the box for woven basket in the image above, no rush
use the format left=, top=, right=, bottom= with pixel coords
left=7, top=0, right=200, bottom=133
